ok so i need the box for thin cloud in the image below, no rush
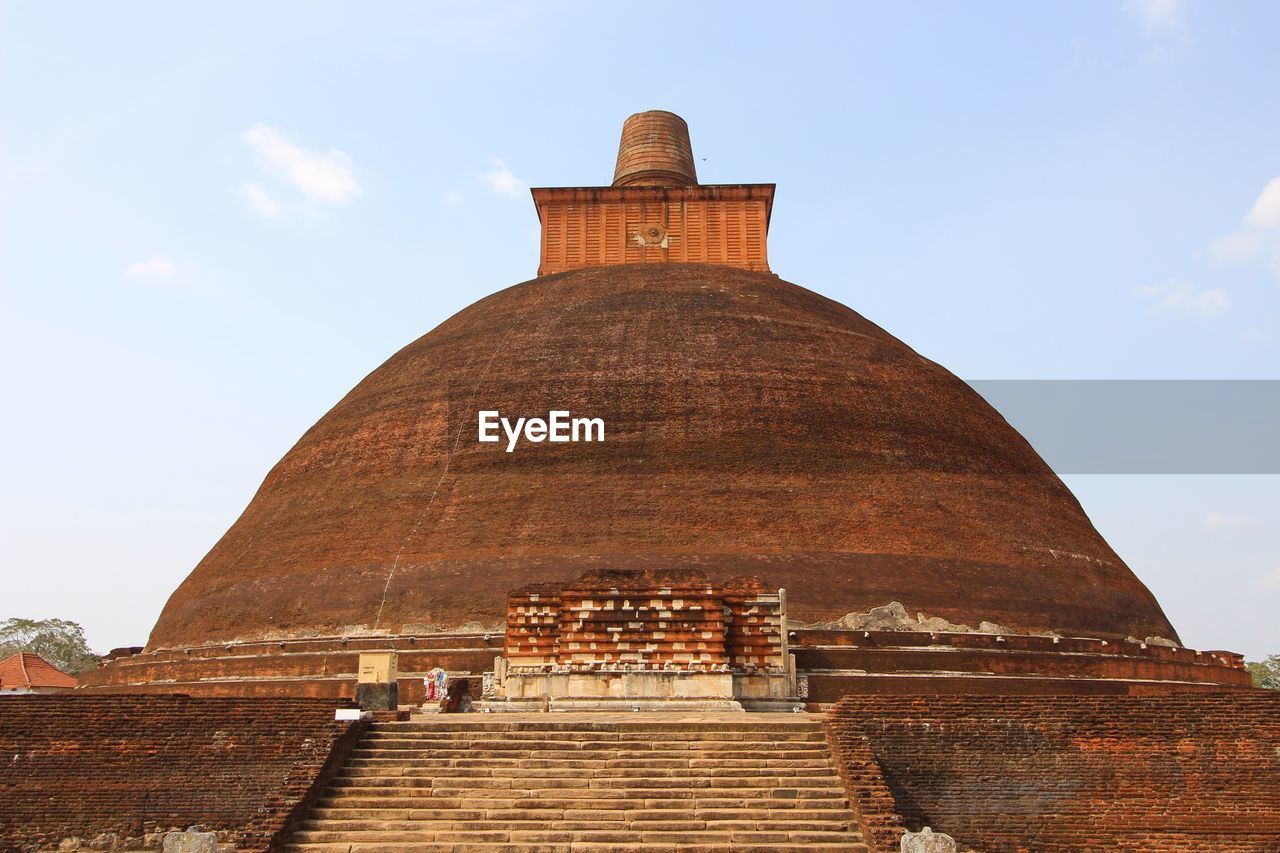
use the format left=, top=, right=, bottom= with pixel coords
left=1210, top=230, right=1263, bottom=263
left=442, top=189, right=465, bottom=205
left=1258, top=567, right=1280, bottom=593
left=242, top=123, right=360, bottom=205
left=1140, top=280, right=1229, bottom=317
left=1202, top=512, right=1259, bottom=531
left=1123, top=0, right=1186, bottom=38
left=1244, top=177, right=1280, bottom=230
left=241, top=182, right=281, bottom=218
left=482, top=158, right=525, bottom=197
left=1212, top=176, right=1280, bottom=281
left=126, top=257, right=176, bottom=281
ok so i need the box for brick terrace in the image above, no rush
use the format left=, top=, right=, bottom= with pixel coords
left=826, top=691, right=1280, bottom=852
left=0, top=696, right=364, bottom=851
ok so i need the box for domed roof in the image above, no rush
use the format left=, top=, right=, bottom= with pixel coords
left=148, top=263, right=1176, bottom=649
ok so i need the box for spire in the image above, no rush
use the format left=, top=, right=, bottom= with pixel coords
left=532, top=111, right=773, bottom=276
left=612, top=110, right=698, bottom=187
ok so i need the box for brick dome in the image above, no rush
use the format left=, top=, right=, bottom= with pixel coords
left=147, top=262, right=1177, bottom=649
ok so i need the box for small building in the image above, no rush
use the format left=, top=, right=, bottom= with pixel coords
left=0, top=652, right=78, bottom=695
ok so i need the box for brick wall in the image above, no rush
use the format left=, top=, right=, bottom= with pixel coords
left=533, top=186, right=774, bottom=276
left=0, top=695, right=362, bottom=851
left=77, top=633, right=504, bottom=703
left=826, top=692, right=1280, bottom=852
left=503, top=569, right=786, bottom=673
left=80, top=627, right=1247, bottom=701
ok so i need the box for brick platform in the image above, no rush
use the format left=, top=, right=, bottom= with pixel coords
left=77, top=625, right=1249, bottom=702
left=0, top=695, right=363, bottom=851
left=794, top=629, right=1250, bottom=704
left=75, top=633, right=504, bottom=703
left=825, top=692, right=1280, bottom=852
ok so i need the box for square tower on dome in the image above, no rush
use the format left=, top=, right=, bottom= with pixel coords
left=532, top=110, right=775, bottom=276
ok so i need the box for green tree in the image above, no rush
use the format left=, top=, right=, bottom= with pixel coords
left=0, top=617, right=100, bottom=674
left=1246, top=655, right=1280, bottom=690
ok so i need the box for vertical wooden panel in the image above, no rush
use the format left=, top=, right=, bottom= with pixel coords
left=725, top=203, right=744, bottom=262
left=585, top=205, right=600, bottom=266
left=684, top=201, right=702, bottom=263
left=666, top=201, right=681, bottom=263
left=556, top=208, right=565, bottom=267
left=605, top=203, right=623, bottom=265
left=746, top=200, right=765, bottom=270
left=706, top=203, right=722, bottom=264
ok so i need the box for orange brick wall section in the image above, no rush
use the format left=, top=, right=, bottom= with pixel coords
left=612, top=110, right=698, bottom=187
left=503, top=570, right=785, bottom=672
left=533, top=185, right=773, bottom=275
left=825, top=692, right=1280, bottom=852
left=77, top=627, right=1248, bottom=700
left=0, top=696, right=363, bottom=851
left=793, top=629, right=1251, bottom=704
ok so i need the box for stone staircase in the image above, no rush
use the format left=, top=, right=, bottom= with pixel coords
left=284, top=713, right=868, bottom=852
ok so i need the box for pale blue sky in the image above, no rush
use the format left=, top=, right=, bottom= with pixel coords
left=1, top=1, right=1277, bottom=658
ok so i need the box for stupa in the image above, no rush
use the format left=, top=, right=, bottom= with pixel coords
left=81, top=111, right=1249, bottom=702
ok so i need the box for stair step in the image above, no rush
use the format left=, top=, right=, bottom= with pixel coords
left=337, top=766, right=831, bottom=779
left=343, top=756, right=834, bottom=769
left=349, top=745, right=833, bottom=755
left=335, top=768, right=844, bottom=778
left=312, top=795, right=851, bottom=811
left=321, top=792, right=849, bottom=809
left=291, top=829, right=864, bottom=843
left=339, top=765, right=838, bottom=779
left=357, top=732, right=826, bottom=741
left=303, top=814, right=855, bottom=824
left=286, top=840, right=870, bottom=845
left=328, top=777, right=845, bottom=790
left=372, top=723, right=825, bottom=733
left=358, top=734, right=827, bottom=742
left=320, top=791, right=849, bottom=805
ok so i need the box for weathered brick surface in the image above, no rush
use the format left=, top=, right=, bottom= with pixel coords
left=81, top=624, right=1247, bottom=700
left=0, top=696, right=362, bottom=852
left=504, top=569, right=784, bottom=673
left=612, top=110, right=698, bottom=187
left=144, top=261, right=1184, bottom=653
left=794, top=629, right=1250, bottom=704
left=122, top=112, right=1190, bottom=699
left=826, top=692, right=1280, bottom=852
left=77, top=634, right=504, bottom=702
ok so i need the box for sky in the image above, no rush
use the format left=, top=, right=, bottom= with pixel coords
left=1, top=1, right=1277, bottom=660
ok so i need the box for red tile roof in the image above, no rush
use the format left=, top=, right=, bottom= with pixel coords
left=0, top=652, right=77, bottom=690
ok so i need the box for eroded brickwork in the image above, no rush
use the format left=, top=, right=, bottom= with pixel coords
left=826, top=692, right=1280, bottom=852
left=795, top=629, right=1250, bottom=704
left=0, top=696, right=362, bottom=852
left=723, top=579, right=788, bottom=671
left=504, top=569, right=783, bottom=673
left=144, top=261, right=1187, bottom=656
left=79, top=623, right=1248, bottom=701
left=78, top=634, right=505, bottom=703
